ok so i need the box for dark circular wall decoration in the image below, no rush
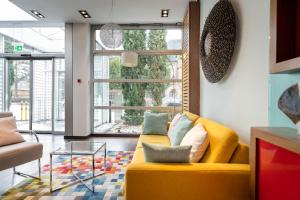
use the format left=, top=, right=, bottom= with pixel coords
left=200, top=0, right=237, bottom=83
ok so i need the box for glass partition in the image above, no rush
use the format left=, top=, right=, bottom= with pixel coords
left=0, top=26, right=65, bottom=133
left=54, top=59, right=65, bottom=131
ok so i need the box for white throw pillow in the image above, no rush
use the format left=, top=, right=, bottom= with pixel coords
left=167, top=113, right=182, bottom=137
left=0, top=116, right=25, bottom=147
left=180, top=124, right=209, bottom=162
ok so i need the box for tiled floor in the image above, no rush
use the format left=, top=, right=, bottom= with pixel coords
left=0, top=134, right=138, bottom=193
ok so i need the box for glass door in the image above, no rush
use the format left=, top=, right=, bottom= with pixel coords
left=3, top=57, right=65, bottom=133
left=6, top=60, right=31, bottom=130
left=32, top=60, right=53, bottom=131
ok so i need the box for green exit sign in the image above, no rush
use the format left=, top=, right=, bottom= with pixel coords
left=14, top=43, right=23, bottom=52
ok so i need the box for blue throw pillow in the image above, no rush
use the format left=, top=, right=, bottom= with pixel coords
left=169, top=115, right=193, bottom=146
left=142, top=143, right=191, bottom=163
left=143, top=112, right=169, bottom=135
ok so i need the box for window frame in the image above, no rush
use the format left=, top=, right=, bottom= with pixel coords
left=90, top=25, right=183, bottom=135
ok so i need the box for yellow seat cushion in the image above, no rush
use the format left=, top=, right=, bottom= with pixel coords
left=196, top=118, right=239, bottom=163
left=136, top=134, right=170, bottom=148
left=182, top=111, right=200, bottom=124
left=230, top=142, right=249, bottom=164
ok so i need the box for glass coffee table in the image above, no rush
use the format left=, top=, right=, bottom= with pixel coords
left=50, top=141, right=106, bottom=192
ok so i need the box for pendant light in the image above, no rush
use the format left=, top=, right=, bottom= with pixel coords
left=99, top=0, right=123, bottom=49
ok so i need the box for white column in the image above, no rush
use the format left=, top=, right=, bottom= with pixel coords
left=65, top=23, right=91, bottom=137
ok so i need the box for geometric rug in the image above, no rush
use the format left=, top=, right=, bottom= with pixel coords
left=0, top=151, right=133, bottom=200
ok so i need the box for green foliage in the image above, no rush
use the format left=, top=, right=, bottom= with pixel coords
left=4, top=41, right=14, bottom=53
left=121, top=30, right=147, bottom=125
left=5, top=42, right=16, bottom=109
left=7, top=62, right=15, bottom=109
left=109, top=57, right=121, bottom=90
left=147, top=30, right=169, bottom=106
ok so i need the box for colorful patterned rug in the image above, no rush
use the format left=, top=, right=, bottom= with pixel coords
left=0, top=151, right=133, bottom=200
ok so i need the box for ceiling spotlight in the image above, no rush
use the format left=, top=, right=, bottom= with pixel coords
left=161, top=9, right=169, bottom=17
left=79, top=10, right=91, bottom=18
left=30, top=10, right=45, bottom=18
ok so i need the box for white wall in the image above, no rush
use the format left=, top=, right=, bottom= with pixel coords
left=200, top=0, right=270, bottom=143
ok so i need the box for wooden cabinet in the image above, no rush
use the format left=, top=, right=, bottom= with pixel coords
left=250, top=127, right=300, bottom=200
left=270, top=0, right=300, bottom=73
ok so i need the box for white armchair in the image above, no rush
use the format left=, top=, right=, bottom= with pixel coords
left=0, top=112, right=43, bottom=179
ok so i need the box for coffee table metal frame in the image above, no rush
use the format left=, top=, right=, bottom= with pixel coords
left=50, top=141, right=106, bottom=193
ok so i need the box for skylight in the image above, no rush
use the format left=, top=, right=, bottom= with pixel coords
left=0, top=0, right=37, bottom=21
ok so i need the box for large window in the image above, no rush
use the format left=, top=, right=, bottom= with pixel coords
left=92, top=27, right=182, bottom=135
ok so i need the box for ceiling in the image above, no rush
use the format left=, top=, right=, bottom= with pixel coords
left=8, top=0, right=193, bottom=25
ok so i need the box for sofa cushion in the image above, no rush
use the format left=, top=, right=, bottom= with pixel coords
left=169, top=115, right=193, bottom=146
left=180, top=124, right=210, bottom=162
left=142, top=143, right=191, bottom=163
left=0, top=116, right=25, bottom=147
left=230, top=143, right=249, bottom=164
left=196, top=118, right=239, bottom=163
left=0, top=142, right=43, bottom=170
left=136, top=135, right=170, bottom=148
left=143, top=112, right=169, bottom=135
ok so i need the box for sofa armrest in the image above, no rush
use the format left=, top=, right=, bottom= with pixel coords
left=125, top=163, right=250, bottom=200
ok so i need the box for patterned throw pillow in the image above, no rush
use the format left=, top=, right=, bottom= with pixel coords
left=142, top=142, right=191, bottom=163
left=143, top=112, right=169, bottom=135
left=180, top=124, right=209, bottom=162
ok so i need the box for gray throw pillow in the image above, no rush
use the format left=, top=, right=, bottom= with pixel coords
left=169, top=115, right=193, bottom=146
left=142, top=142, right=192, bottom=163
left=143, top=112, right=169, bottom=135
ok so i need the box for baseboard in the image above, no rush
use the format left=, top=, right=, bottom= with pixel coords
left=64, top=135, right=90, bottom=139
left=90, top=133, right=140, bottom=138
left=64, top=133, right=140, bottom=139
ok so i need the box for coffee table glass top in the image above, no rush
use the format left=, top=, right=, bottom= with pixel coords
left=52, top=141, right=105, bottom=155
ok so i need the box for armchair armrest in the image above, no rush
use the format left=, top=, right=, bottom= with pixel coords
left=29, top=130, right=39, bottom=142
left=18, top=130, right=40, bottom=143
left=125, top=163, right=250, bottom=200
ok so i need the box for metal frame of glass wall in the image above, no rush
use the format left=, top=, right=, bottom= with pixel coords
left=0, top=53, right=65, bottom=134
left=90, top=24, right=183, bottom=135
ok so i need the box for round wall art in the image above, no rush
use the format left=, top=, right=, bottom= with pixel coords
left=200, top=0, right=237, bottom=83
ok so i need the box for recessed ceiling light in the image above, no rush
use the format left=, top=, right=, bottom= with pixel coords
left=79, top=10, right=91, bottom=18
left=30, top=10, right=45, bottom=19
left=32, top=11, right=39, bottom=15
left=161, top=9, right=169, bottom=17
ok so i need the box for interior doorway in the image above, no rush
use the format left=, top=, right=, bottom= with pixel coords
left=1, top=55, right=65, bottom=133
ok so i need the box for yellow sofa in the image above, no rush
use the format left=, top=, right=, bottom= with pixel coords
left=125, top=113, right=250, bottom=200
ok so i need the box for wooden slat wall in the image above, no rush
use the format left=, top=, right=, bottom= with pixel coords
left=182, top=9, right=190, bottom=112
left=182, top=1, right=200, bottom=115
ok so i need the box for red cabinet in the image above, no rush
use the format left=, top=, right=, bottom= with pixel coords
left=251, top=127, right=300, bottom=200
left=257, top=140, right=300, bottom=200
